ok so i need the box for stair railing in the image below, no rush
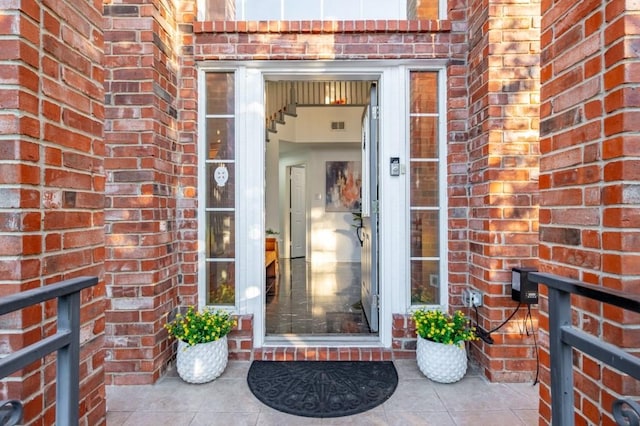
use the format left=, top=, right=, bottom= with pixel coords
left=0, top=276, right=99, bottom=426
left=530, top=272, right=640, bottom=426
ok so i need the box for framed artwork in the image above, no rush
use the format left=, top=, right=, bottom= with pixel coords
left=325, top=161, right=362, bottom=212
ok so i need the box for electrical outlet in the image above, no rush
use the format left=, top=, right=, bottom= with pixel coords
left=469, top=289, right=483, bottom=307
left=462, top=289, right=483, bottom=307
left=461, top=289, right=471, bottom=307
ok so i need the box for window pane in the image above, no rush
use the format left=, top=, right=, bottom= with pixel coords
left=407, top=0, right=417, bottom=18
left=409, top=70, right=440, bottom=306
left=410, top=72, right=438, bottom=114
left=207, top=212, right=235, bottom=258
left=203, top=0, right=235, bottom=20
left=207, top=0, right=408, bottom=20
left=416, top=0, right=438, bottom=19
left=207, top=163, right=235, bottom=208
left=411, top=210, right=439, bottom=258
left=206, top=73, right=234, bottom=115
left=206, top=118, right=235, bottom=160
left=244, top=0, right=281, bottom=20
left=207, top=261, right=235, bottom=305
left=411, top=260, right=439, bottom=304
left=410, top=161, right=438, bottom=207
left=204, top=70, right=236, bottom=307
left=323, top=0, right=360, bottom=19
left=283, top=0, right=321, bottom=19
left=410, top=116, right=438, bottom=158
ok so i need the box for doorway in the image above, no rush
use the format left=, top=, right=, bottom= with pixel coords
left=289, top=165, right=306, bottom=259
left=264, top=78, right=379, bottom=336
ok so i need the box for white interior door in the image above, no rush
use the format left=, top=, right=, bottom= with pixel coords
left=361, top=83, right=379, bottom=332
left=290, top=166, right=306, bottom=258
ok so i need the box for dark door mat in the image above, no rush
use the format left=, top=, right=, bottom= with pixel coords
left=247, top=360, right=398, bottom=418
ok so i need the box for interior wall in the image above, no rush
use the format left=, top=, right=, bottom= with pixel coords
left=280, top=147, right=361, bottom=262
left=308, top=148, right=362, bottom=262
left=268, top=105, right=364, bottom=261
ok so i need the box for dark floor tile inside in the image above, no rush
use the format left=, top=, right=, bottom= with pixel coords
left=265, top=258, right=376, bottom=335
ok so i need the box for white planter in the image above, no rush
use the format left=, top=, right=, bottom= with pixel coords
left=416, top=336, right=467, bottom=383
left=176, top=336, right=228, bottom=384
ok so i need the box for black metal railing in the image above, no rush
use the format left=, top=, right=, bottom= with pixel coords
left=0, top=276, right=98, bottom=426
left=530, top=272, right=640, bottom=426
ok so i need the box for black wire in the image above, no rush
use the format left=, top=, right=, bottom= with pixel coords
left=487, top=302, right=522, bottom=334
left=472, top=305, right=493, bottom=343
left=525, top=304, right=540, bottom=386
left=472, top=301, right=538, bottom=385
left=474, top=304, right=480, bottom=329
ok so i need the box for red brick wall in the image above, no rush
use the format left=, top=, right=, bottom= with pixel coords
left=539, top=0, right=640, bottom=424
left=0, top=0, right=105, bottom=424
left=182, top=1, right=543, bottom=382
left=174, top=0, right=200, bottom=307
left=103, top=0, right=181, bottom=385
left=465, top=0, right=541, bottom=382
left=192, top=20, right=456, bottom=60
left=447, top=1, right=472, bottom=320
left=100, top=0, right=543, bottom=387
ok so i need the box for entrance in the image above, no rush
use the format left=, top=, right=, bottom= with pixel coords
left=289, top=165, right=306, bottom=259
left=264, top=78, right=379, bottom=336
left=199, top=62, right=444, bottom=350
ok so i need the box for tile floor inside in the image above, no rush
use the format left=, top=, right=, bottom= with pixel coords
left=106, top=360, right=540, bottom=425
left=265, top=259, right=373, bottom=335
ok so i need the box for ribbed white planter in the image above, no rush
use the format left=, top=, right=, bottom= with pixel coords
left=416, top=336, right=467, bottom=384
left=176, top=336, right=228, bottom=384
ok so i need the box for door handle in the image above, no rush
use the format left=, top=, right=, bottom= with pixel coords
left=356, top=226, right=364, bottom=247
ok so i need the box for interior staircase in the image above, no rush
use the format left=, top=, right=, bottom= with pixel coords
left=264, top=80, right=372, bottom=142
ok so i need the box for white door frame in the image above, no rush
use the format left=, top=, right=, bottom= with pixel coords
left=197, top=60, right=448, bottom=349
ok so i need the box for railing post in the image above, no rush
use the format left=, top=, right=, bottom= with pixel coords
left=56, top=291, right=80, bottom=425
left=548, top=286, right=574, bottom=426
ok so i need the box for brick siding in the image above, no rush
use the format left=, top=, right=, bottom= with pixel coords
left=12, top=0, right=636, bottom=423
left=538, top=0, right=640, bottom=424
left=5, top=0, right=639, bottom=422
left=0, top=0, right=106, bottom=424
left=103, top=0, right=182, bottom=386
left=115, top=0, right=541, bottom=385
left=464, top=0, right=541, bottom=382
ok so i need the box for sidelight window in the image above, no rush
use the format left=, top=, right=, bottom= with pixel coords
left=409, top=71, right=442, bottom=305
left=204, top=72, right=236, bottom=306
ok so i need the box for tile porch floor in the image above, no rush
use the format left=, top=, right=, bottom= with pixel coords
left=106, top=359, right=540, bottom=425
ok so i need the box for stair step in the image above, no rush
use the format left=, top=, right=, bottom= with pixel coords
left=283, top=103, right=297, bottom=117
left=274, top=110, right=286, bottom=124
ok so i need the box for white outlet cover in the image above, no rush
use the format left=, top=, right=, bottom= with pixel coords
left=214, top=166, right=229, bottom=187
